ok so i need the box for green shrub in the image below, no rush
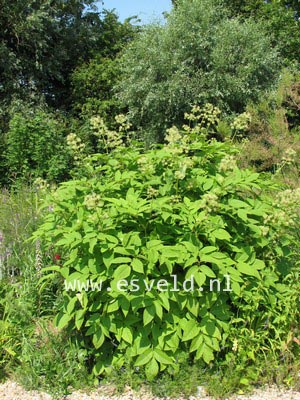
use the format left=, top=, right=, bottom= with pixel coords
left=71, top=57, right=122, bottom=123
left=33, top=113, right=299, bottom=381
left=0, top=280, right=18, bottom=379
left=237, top=68, right=300, bottom=186
left=4, top=109, right=71, bottom=183
left=117, top=0, right=280, bottom=142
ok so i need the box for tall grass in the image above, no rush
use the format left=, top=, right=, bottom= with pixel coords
left=0, top=186, right=40, bottom=279
left=0, top=186, right=91, bottom=396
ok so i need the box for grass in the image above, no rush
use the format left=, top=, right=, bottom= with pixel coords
left=94, top=352, right=300, bottom=399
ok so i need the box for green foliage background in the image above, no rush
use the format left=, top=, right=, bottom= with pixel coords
left=0, top=0, right=300, bottom=397
left=117, top=0, right=280, bottom=141
left=4, top=109, right=71, bottom=183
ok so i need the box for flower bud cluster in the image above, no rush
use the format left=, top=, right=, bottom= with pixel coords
left=200, top=192, right=219, bottom=213
left=170, top=195, right=181, bottom=204
left=218, top=155, right=237, bottom=173
left=281, top=147, right=296, bottom=164
left=147, top=186, right=159, bottom=198
left=230, top=112, right=251, bottom=132
left=137, top=156, right=155, bottom=175
left=84, top=193, right=104, bottom=210
left=165, top=126, right=182, bottom=145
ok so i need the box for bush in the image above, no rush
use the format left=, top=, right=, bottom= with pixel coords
left=237, top=68, right=300, bottom=186
left=71, top=57, right=122, bottom=123
left=117, top=0, right=280, bottom=142
left=4, top=109, right=71, bottom=183
left=33, top=113, right=299, bottom=381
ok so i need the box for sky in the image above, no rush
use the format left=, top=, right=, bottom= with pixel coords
left=99, top=0, right=173, bottom=24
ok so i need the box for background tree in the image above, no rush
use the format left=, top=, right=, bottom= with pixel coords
left=71, top=57, right=120, bottom=121
left=0, top=0, right=136, bottom=111
left=117, top=0, right=280, bottom=142
left=70, top=14, right=138, bottom=121
left=222, top=0, right=300, bottom=64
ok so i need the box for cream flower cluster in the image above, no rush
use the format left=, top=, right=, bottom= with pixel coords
left=200, top=192, right=219, bottom=213
left=165, top=126, right=182, bottom=145
left=218, top=155, right=237, bottom=173
left=90, top=116, right=106, bottom=136
left=84, top=193, right=103, bottom=210
left=282, top=147, right=296, bottom=164
left=264, top=209, right=293, bottom=227
left=264, top=188, right=300, bottom=228
left=137, top=156, right=155, bottom=175
left=115, top=114, right=132, bottom=131
left=230, top=112, right=251, bottom=132
left=260, top=225, right=270, bottom=237
left=276, top=188, right=300, bottom=207
left=184, top=103, right=221, bottom=128
left=33, top=177, right=50, bottom=191
left=232, top=338, right=239, bottom=352
left=174, top=158, right=194, bottom=180
left=104, top=130, right=123, bottom=149
left=67, top=133, right=85, bottom=161
left=90, top=116, right=123, bottom=150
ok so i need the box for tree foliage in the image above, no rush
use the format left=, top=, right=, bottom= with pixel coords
left=117, top=0, right=280, bottom=142
left=222, top=0, right=300, bottom=64
left=71, top=57, right=122, bottom=125
left=70, top=15, right=138, bottom=121
left=0, top=1, right=135, bottom=110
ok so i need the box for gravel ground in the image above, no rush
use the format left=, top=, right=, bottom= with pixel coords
left=1, top=380, right=300, bottom=400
